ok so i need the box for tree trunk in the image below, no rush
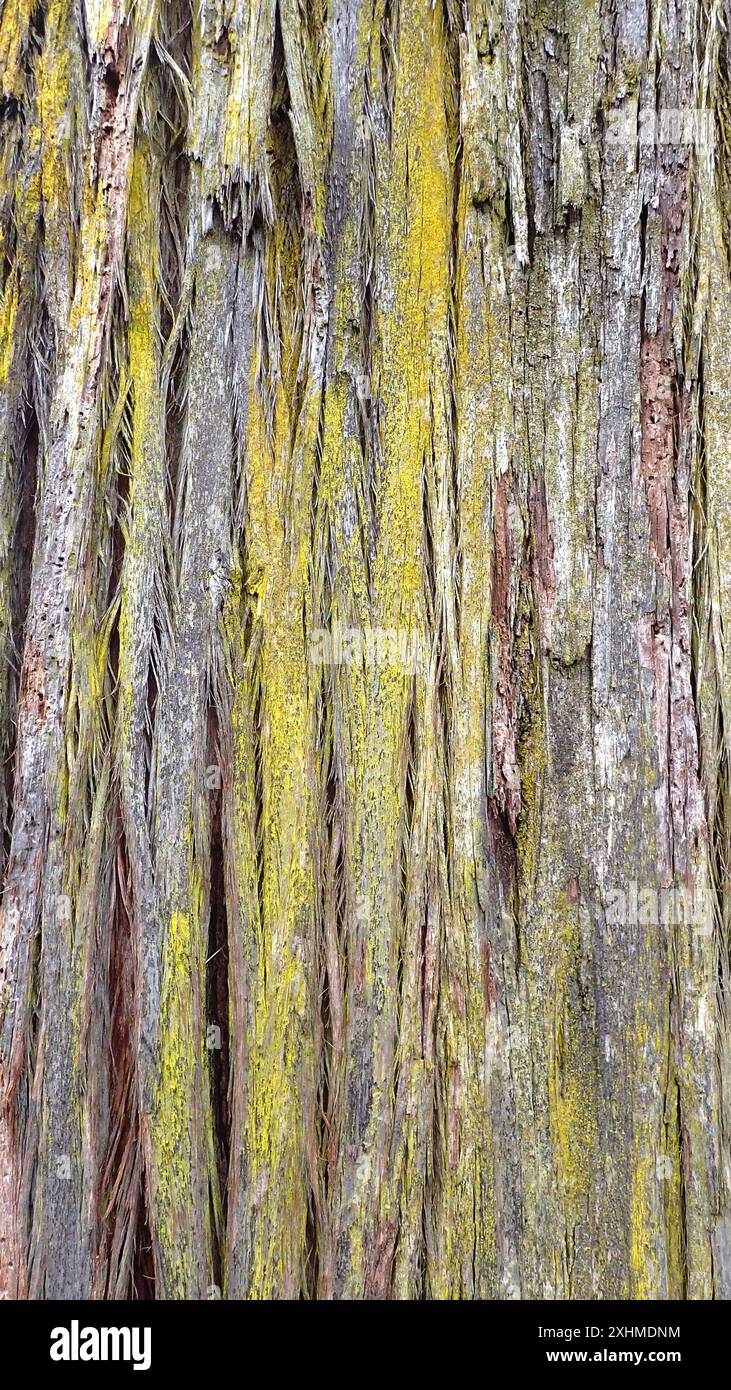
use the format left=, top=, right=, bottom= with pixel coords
left=1, top=0, right=730, bottom=1300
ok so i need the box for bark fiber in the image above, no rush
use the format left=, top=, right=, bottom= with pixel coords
left=1, top=0, right=731, bottom=1299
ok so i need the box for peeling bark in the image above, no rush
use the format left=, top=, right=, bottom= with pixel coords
left=1, top=0, right=730, bottom=1299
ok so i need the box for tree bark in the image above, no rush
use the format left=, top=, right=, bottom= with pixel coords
left=1, top=0, right=730, bottom=1299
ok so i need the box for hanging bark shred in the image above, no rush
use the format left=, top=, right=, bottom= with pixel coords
left=0, top=0, right=729, bottom=1299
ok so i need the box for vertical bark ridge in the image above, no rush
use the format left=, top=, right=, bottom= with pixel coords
left=1, top=0, right=158, bottom=1297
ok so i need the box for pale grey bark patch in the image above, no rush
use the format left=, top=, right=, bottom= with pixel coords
left=1, top=0, right=729, bottom=1300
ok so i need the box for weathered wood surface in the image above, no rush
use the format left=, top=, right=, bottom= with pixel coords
left=0, top=0, right=730, bottom=1298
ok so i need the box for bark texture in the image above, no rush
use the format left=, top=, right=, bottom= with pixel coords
left=1, top=0, right=730, bottom=1299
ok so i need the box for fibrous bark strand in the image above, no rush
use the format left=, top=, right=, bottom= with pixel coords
left=0, top=0, right=730, bottom=1299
